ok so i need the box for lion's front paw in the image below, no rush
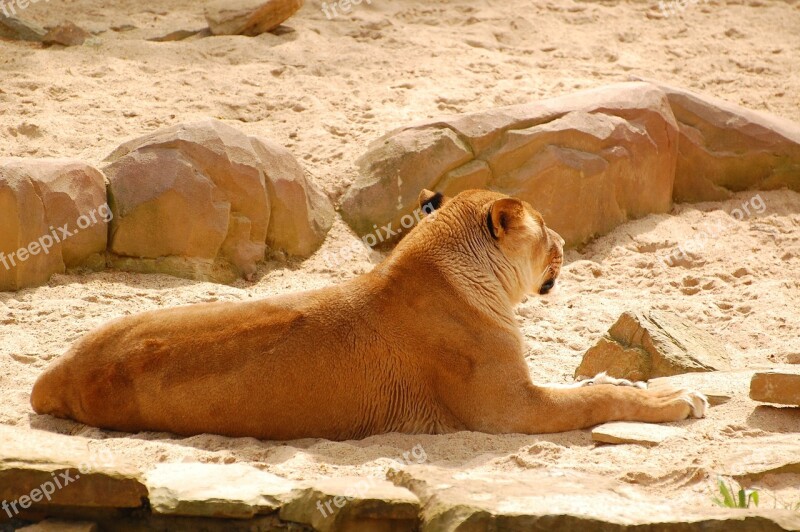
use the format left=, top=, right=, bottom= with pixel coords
left=682, top=389, right=709, bottom=419
left=646, top=385, right=709, bottom=421
left=647, top=380, right=709, bottom=420
left=580, top=371, right=647, bottom=389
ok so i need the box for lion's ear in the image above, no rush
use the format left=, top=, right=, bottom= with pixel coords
left=418, top=189, right=448, bottom=216
left=488, top=198, right=526, bottom=239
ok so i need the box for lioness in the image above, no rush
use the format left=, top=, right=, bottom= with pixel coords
left=31, top=189, right=707, bottom=440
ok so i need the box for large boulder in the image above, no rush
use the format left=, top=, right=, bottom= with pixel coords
left=104, top=119, right=332, bottom=282
left=0, top=158, right=108, bottom=292
left=575, top=310, right=731, bottom=382
left=342, top=82, right=678, bottom=247
left=205, top=0, right=304, bottom=36
left=652, top=81, right=800, bottom=202
left=251, top=136, right=336, bottom=257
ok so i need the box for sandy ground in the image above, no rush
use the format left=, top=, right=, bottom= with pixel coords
left=2, top=0, right=800, bottom=517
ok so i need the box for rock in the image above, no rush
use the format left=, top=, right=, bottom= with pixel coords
left=0, top=158, right=108, bottom=292
left=205, top=0, right=304, bottom=36
left=0, top=425, right=146, bottom=515
left=342, top=82, right=678, bottom=247
left=648, top=369, right=750, bottom=406
left=0, top=14, right=46, bottom=41
left=279, top=476, right=420, bottom=532
left=341, top=127, right=473, bottom=237
left=17, top=520, right=98, bottom=532
left=592, top=421, right=686, bottom=446
left=720, top=434, right=800, bottom=480
left=389, top=465, right=800, bottom=531
left=42, top=22, right=90, bottom=46
left=653, top=80, right=800, bottom=202
left=144, top=462, right=298, bottom=519
left=482, top=107, right=674, bottom=246
left=251, top=136, right=335, bottom=257
left=702, top=391, right=733, bottom=406
left=0, top=165, right=63, bottom=291
left=575, top=310, right=730, bottom=382
left=17, top=159, right=109, bottom=269
left=783, top=353, right=800, bottom=364
left=104, top=119, right=332, bottom=282
left=110, top=24, right=136, bottom=32
left=106, top=148, right=237, bottom=278
left=750, top=371, right=800, bottom=406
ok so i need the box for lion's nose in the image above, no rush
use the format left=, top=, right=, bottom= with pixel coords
left=539, top=279, right=555, bottom=294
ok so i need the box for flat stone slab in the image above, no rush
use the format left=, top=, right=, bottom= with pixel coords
left=703, top=391, right=733, bottom=406
left=0, top=425, right=146, bottom=514
left=144, top=462, right=299, bottom=519
left=718, top=434, right=800, bottom=480
left=388, top=465, right=800, bottom=531
left=750, top=371, right=800, bottom=406
left=279, top=476, right=420, bottom=532
left=592, top=422, right=686, bottom=446
left=649, top=369, right=749, bottom=404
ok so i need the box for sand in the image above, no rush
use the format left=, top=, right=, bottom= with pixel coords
left=1, top=0, right=800, bottom=517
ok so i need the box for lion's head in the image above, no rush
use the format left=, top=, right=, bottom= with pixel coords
left=413, top=188, right=564, bottom=304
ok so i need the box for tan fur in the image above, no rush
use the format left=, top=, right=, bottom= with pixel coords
left=30, top=189, right=707, bottom=440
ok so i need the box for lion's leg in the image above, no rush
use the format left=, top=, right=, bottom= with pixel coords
left=474, top=380, right=707, bottom=434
